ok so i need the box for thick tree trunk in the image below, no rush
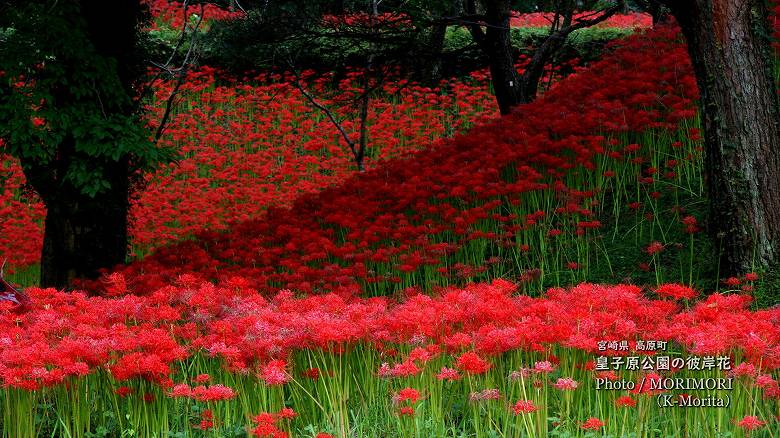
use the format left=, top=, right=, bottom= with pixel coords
left=22, top=144, right=131, bottom=289
left=40, top=182, right=129, bottom=288
left=419, top=21, right=449, bottom=84
left=663, top=0, right=780, bottom=275
left=24, top=0, right=140, bottom=289
left=482, top=0, right=522, bottom=115
left=44, top=156, right=129, bottom=288
left=518, top=30, right=568, bottom=103
left=418, top=0, right=461, bottom=85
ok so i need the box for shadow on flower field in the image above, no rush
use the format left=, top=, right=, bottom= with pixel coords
left=1, top=4, right=779, bottom=438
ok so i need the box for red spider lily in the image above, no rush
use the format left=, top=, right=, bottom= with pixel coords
left=397, top=405, right=415, bottom=416
left=553, top=377, right=579, bottom=390
left=655, top=283, right=697, bottom=300
left=456, top=352, right=491, bottom=375
left=736, top=415, right=766, bottom=431
left=260, top=360, right=289, bottom=386
left=436, top=367, right=461, bottom=381
left=615, top=395, right=636, bottom=407
left=394, top=387, right=421, bottom=404
left=581, top=417, right=605, bottom=430
left=510, top=11, right=651, bottom=29
left=512, top=400, right=538, bottom=414
left=646, top=241, right=664, bottom=255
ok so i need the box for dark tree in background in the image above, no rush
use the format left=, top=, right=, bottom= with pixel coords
left=464, top=0, right=625, bottom=114
left=0, top=0, right=168, bottom=288
left=657, top=0, right=780, bottom=276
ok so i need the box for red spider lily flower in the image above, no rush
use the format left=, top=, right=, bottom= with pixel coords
left=394, top=387, right=420, bottom=404
left=534, top=361, right=556, bottom=373
left=615, top=395, right=636, bottom=407
left=729, top=363, right=756, bottom=378
left=398, top=406, right=415, bottom=416
left=276, top=407, right=297, bottom=420
left=261, top=360, right=289, bottom=386
left=170, top=383, right=192, bottom=398
left=646, top=241, right=664, bottom=255
left=736, top=415, right=766, bottom=431
left=655, top=283, right=697, bottom=300
left=469, top=388, right=500, bottom=402
left=512, top=400, right=538, bottom=414
left=723, top=277, right=742, bottom=287
left=581, top=417, right=605, bottom=430
left=194, top=373, right=210, bottom=383
left=682, top=215, right=699, bottom=233
left=196, top=409, right=214, bottom=430
left=745, top=272, right=759, bottom=282
left=553, top=377, right=578, bottom=390
left=303, top=368, right=321, bottom=380
left=191, top=384, right=236, bottom=402
left=456, top=352, right=491, bottom=375
left=436, top=367, right=461, bottom=381
left=115, top=386, right=133, bottom=398
left=755, top=374, right=777, bottom=389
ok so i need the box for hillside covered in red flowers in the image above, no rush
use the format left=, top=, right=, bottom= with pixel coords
left=2, top=3, right=779, bottom=436
left=102, top=25, right=701, bottom=297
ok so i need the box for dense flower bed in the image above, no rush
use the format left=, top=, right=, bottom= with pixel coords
left=1, top=280, right=778, bottom=436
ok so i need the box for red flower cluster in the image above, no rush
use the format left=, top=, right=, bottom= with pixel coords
left=141, top=0, right=243, bottom=30
left=2, top=281, right=778, bottom=396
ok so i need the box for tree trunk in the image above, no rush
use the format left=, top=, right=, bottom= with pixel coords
left=482, top=0, right=522, bottom=115
left=40, top=175, right=129, bottom=288
left=518, top=27, right=569, bottom=103
left=418, top=0, right=461, bottom=85
left=22, top=143, right=130, bottom=289
left=23, top=0, right=140, bottom=289
left=663, top=0, right=780, bottom=275
left=419, top=20, right=449, bottom=84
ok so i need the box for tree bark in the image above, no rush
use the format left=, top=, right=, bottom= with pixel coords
left=661, top=0, right=780, bottom=275
left=418, top=0, right=461, bottom=85
left=20, top=0, right=141, bottom=289
left=21, top=141, right=131, bottom=289
left=475, top=0, right=522, bottom=115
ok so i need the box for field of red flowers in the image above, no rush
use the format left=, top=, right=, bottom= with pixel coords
left=1, top=2, right=779, bottom=437
left=0, top=57, right=500, bottom=281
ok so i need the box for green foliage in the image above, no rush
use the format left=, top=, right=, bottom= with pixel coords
left=446, top=25, right=633, bottom=64
left=200, top=11, right=631, bottom=78
left=0, top=2, right=170, bottom=198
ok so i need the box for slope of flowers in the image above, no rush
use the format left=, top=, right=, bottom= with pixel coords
left=99, top=25, right=701, bottom=297
left=0, top=66, right=498, bottom=276
left=133, top=67, right=498, bottom=252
